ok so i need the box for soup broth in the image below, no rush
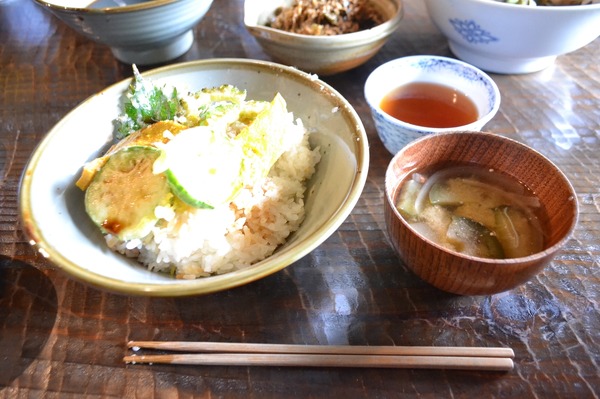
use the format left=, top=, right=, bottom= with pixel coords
left=380, top=82, right=479, bottom=128
left=395, top=164, right=547, bottom=259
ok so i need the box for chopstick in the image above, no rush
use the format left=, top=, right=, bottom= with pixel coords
left=124, top=341, right=514, bottom=371
left=127, top=341, right=514, bottom=358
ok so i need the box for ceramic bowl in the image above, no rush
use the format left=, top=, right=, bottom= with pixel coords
left=19, top=58, right=369, bottom=296
left=364, top=55, right=500, bottom=155
left=424, top=0, right=600, bottom=74
left=244, top=0, right=403, bottom=75
left=384, top=131, right=578, bottom=296
left=33, top=0, right=214, bottom=65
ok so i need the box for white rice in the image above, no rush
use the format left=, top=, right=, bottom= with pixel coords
left=105, top=114, right=321, bottom=279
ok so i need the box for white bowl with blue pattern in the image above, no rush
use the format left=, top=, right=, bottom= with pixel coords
left=425, top=0, right=600, bottom=74
left=364, top=55, right=500, bottom=155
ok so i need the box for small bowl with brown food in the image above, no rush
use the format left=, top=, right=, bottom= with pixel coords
left=244, top=0, right=404, bottom=75
left=384, top=131, right=578, bottom=295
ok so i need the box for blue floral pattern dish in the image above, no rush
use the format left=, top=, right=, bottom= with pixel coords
left=449, top=19, right=498, bottom=44
left=424, top=0, right=600, bottom=74
left=364, top=55, right=501, bottom=155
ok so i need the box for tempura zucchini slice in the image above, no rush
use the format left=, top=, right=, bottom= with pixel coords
left=84, top=146, right=171, bottom=240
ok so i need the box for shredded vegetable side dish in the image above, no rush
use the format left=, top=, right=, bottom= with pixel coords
left=266, top=0, right=385, bottom=35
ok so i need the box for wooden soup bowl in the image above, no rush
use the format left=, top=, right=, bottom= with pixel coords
left=384, top=131, right=578, bottom=295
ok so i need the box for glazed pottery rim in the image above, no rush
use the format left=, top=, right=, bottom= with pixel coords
left=33, top=0, right=185, bottom=14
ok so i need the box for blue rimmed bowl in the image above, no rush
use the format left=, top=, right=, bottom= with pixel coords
left=364, top=55, right=500, bottom=155
left=425, top=0, right=600, bottom=74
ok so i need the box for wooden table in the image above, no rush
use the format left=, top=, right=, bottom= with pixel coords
left=1, top=0, right=599, bottom=397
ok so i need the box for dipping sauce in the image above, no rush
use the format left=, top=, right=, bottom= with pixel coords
left=395, top=164, right=547, bottom=259
left=380, top=82, right=479, bottom=128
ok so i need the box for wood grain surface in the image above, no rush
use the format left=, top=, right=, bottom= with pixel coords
left=1, top=0, right=599, bottom=397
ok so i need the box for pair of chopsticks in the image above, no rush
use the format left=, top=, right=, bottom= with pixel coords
left=124, top=341, right=515, bottom=371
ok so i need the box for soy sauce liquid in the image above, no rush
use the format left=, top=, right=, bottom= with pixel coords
left=380, top=82, right=479, bottom=128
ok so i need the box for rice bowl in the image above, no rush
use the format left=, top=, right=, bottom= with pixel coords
left=19, top=59, right=369, bottom=296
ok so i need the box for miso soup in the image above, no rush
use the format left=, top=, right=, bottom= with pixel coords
left=395, top=164, right=547, bottom=259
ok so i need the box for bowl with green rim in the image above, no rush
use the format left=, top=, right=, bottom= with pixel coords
left=19, top=58, right=369, bottom=296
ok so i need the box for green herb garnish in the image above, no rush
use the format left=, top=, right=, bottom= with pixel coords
left=116, top=65, right=181, bottom=138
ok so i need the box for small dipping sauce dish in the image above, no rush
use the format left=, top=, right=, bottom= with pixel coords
left=364, top=55, right=500, bottom=154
